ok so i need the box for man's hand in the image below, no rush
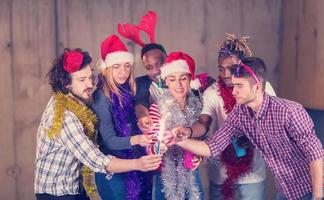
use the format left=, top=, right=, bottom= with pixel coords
left=172, top=126, right=191, bottom=140
left=162, top=130, right=177, bottom=146
left=162, top=127, right=190, bottom=146
left=135, top=155, right=162, bottom=171
left=130, top=134, right=154, bottom=147
left=137, top=116, right=153, bottom=134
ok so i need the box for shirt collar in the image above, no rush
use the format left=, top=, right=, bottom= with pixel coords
left=244, top=92, right=270, bottom=119
left=257, top=93, right=270, bottom=119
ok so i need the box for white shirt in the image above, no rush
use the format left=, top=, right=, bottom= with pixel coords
left=201, top=81, right=276, bottom=184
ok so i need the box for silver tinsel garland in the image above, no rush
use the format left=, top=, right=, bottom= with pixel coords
left=157, top=91, right=203, bottom=200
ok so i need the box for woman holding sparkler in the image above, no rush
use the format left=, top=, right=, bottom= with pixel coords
left=92, top=35, right=158, bottom=200
left=146, top=52, right=205, bottom=200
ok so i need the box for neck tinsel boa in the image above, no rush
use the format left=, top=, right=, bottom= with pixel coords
left=217, top=78, right=254, bottom=200
left=157, top=92, right=203, bottom=200
left=45, top=92, right=97, bottom=196
left=110, top=82, right=151, bottom=200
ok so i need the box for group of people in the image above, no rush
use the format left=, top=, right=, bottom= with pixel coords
left=34, top=11, right=323, bottom=200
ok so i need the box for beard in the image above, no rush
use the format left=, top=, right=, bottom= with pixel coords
left=222, top=77, right=233, bottom=87
left=70, top=88, right=92, bottom=105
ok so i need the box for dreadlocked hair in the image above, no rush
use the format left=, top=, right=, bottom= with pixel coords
left=218, top=33, right=252, bottom=60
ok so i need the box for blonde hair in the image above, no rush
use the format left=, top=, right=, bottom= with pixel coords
left=97, top=61, right=136, bottom=106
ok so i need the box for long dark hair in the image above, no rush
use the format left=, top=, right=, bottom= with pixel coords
left=47, top=48, right=92, bottom=94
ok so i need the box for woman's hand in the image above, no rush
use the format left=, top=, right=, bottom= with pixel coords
left=135, top=154, right=162, bottom=171
left=131, top=134, right=154, bottom=147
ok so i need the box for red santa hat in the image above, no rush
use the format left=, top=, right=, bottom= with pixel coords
left=161, top=52, right=202, bottom=89
left=99, top=34, right=134, bottom=70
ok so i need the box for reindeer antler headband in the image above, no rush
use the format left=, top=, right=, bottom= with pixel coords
left=118, top=11, right=157, bottom=47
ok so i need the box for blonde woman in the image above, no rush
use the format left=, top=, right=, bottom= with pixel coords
left=92, top=35, right=154, bottom=200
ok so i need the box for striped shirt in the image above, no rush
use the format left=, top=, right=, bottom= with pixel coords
left=34, top=96, right=113, bottom=195
left=206, top=93, right=323, bottom=200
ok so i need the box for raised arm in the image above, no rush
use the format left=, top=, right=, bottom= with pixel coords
left=191, top=84, right=218, bottom=138
left=177, top=139, right=212, bottom=157
left=175, top=106, right=242, bottom=158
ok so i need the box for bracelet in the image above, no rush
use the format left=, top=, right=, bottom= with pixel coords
left=188, top=127, right=193, bottom=138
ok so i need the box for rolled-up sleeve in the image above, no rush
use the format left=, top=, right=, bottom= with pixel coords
left=287, top=106, right=323, bottom=161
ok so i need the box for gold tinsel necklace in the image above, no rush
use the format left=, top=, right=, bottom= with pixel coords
left=45, top=91, right=98, bottom=196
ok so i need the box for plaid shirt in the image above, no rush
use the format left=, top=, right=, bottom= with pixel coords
left=35, top=96, right=113, bottom=195
left=206, top=93, right=323, bottom=200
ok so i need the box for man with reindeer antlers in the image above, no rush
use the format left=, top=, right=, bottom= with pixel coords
left=118, top=11, right=213, bottom=136
left=118, top=11, right=169, bottom=134
left=118, top=11, right=214, bottom=200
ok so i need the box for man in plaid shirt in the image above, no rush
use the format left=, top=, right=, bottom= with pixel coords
left=170, top=57, right=323, bottom=200
left=34, top=48, right=161, bottom=200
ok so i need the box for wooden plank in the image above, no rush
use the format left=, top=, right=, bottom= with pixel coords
left=280, top=0, right=324, bottom=109
left=295, top=0, right=324, bottom=109
left=279, top=0, right=300, bottom=101
left=11, top=0, right=55, bottom=199
left=0, top=0, right=17, bottom=199
left=204, top=0, right=244, bottom=78
left=57, top=0, right=133, bottom=73
left=240, top=0, right=282, bottom=91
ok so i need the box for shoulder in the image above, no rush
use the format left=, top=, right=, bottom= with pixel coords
left=92, top=88, right=111, bottom=107
left=203, top=82, right=218, bottom=97
left=202, top=82, right=222, bottom=104
left=135, top=75, right=152, bottom=85
left=264, top=81, right=276, bottom=96
left=269, top=95, right=304, bottom=114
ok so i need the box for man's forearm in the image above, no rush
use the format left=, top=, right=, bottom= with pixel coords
left=191, top=114, right=212, bottom=138
left=135, top=104, right=149, bottom=119
left=106, top=158, right=139, bottom=173
left=191, top=121, right=208, bottom=138
left=310, top=159, right=323, bottom=198
left=177, top=139, right=212, bottom=158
